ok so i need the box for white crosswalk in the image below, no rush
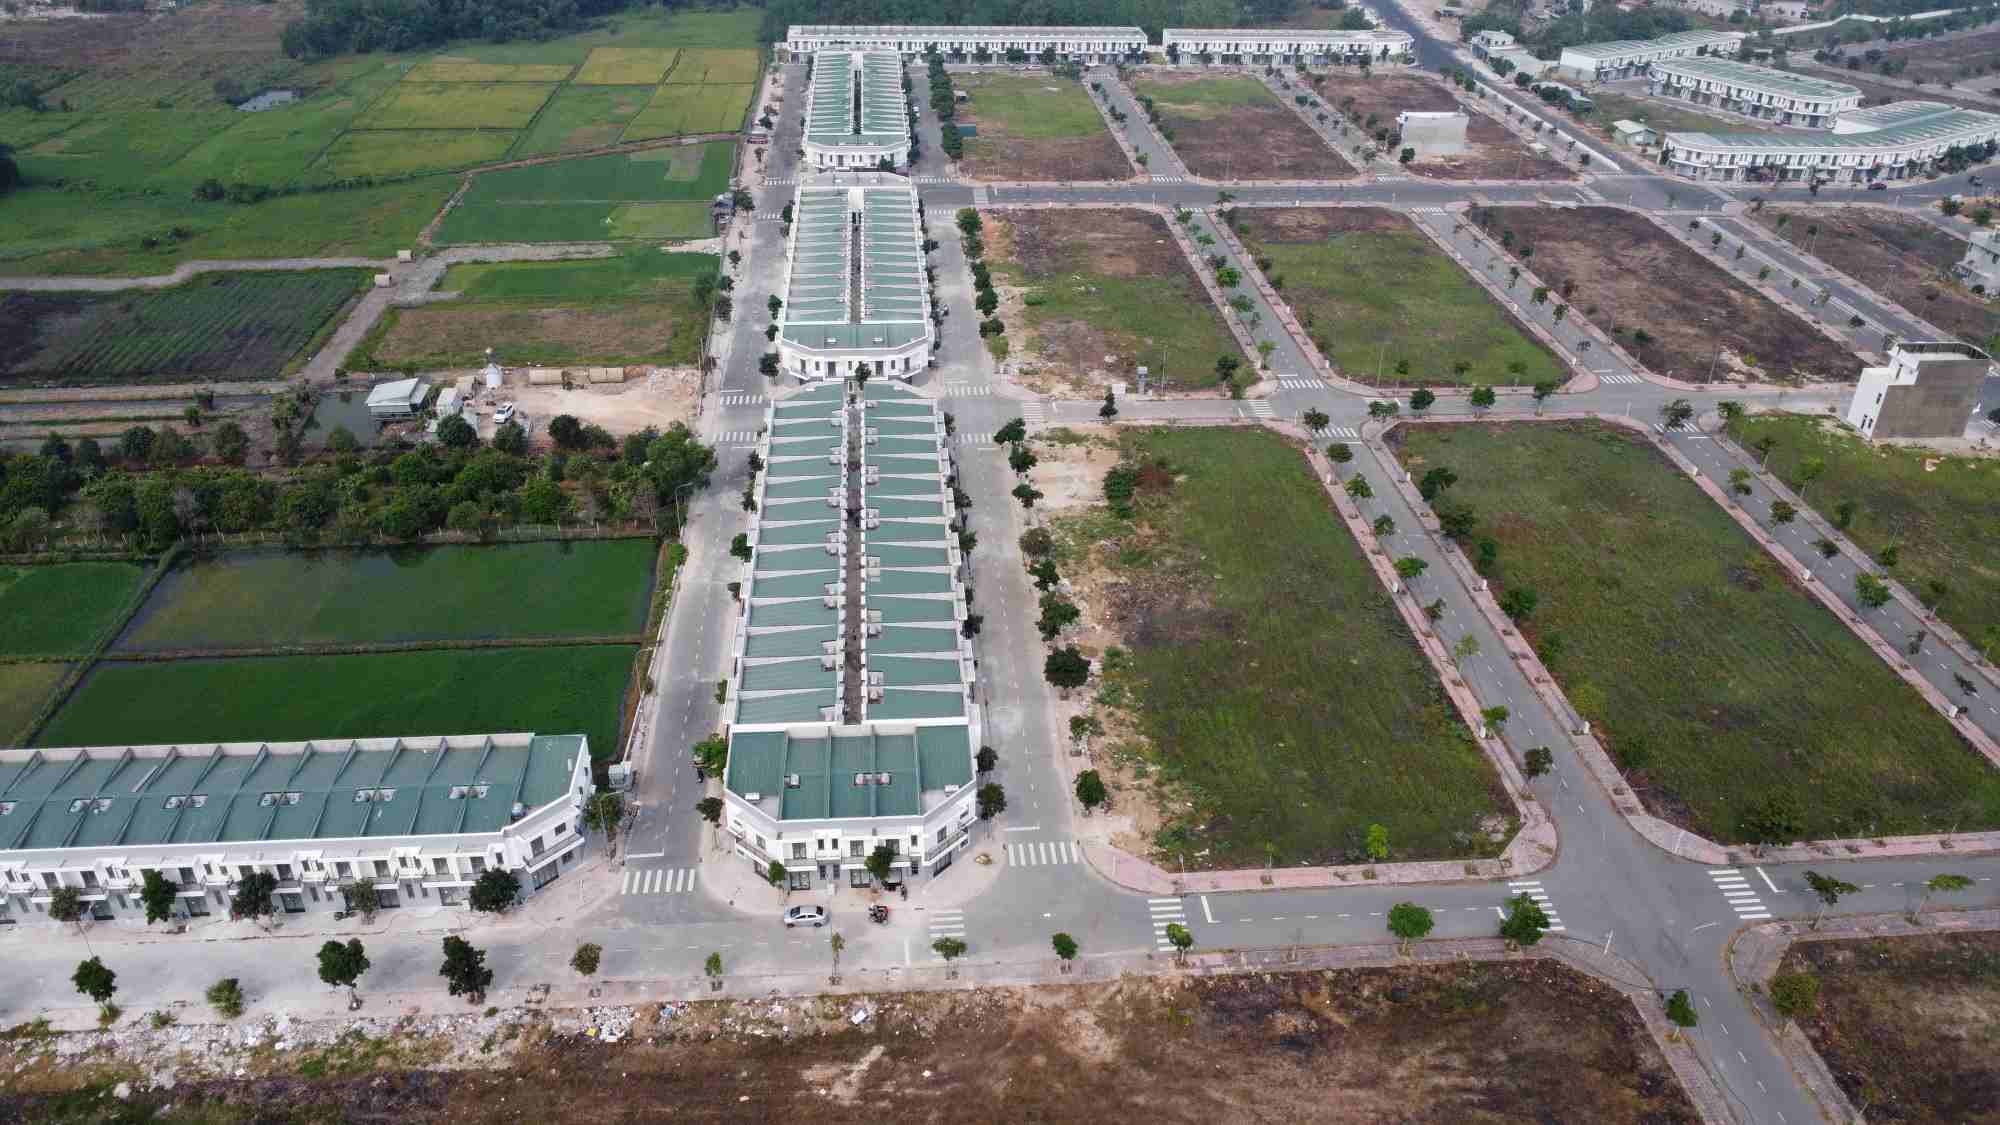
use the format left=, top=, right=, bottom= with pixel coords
left=940, top=383, right=993, bottom=397
left=1149, top=896, right=1188, bottom=952
left=1247, top=400, right=1276, bottom=419
left=620, top=867, right=698, bottom=896
left=1412, top=205, right=1449, bottom=215
left=716, top=430, right=759, bottom=444
left=761, top=177, right=800, bottom=187
left=1709, top=868, right=1770, bottom=921
left=1148, top=174, right=1188, bottom=182
left=720, top=393, right=767, bottom=406
left=1596, top=373, right=1643, bottom=385
left=1321, top=426, right=1359, bottom=439
left=928, top=908, right=966, bottom=955
left=1506, top=880, right=1565, bottom=932
left=1020, top=401, right=1048, bottom=428
left=912, top=175, right=958, bottom=184
left=1276, top=375, right=1326, bottom=390
left=953, top=434, right=997, bottom=448
left=1005, top=840, right=1080, bottom=866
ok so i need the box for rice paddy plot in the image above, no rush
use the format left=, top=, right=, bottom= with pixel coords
left=359, top=81, right=556, bottom=130
left=574, top=47, right=680, bottom=86
left=665, top=48, right=762, bottom=84
left=405, top=60, right=575, bottom=83
left=465, top=143, right=734, bottom=203
left=621, top=84, right=754, bottom=140
left=314, top=129, right=518, bottom=179
left=163, top=62, right=408, bottom=187
left=512, top=85, right=653, bottom=156
left=39, top=646, right=638, bottom=761
left=119, top=540, right=658, bottom=651
left=0, top=271, right=367, bottom=386
left=0, top=663, right=68, bottom=749
left=607, top=202, right=717, bottom=239
left=0, top=562, right=147, bottom=657
left=23, top=108, right=242, bottom=188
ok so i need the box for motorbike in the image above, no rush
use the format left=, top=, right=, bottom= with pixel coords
left=868, top=904, right=890, bottom=925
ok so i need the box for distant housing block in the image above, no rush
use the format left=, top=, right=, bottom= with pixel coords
left=1647, top=57, right=1861, bottom=129
left=1844, top=341, right=1993, bottom=440
left=1161, top=27, right=1413, bottom=65
left=1558, top=29, right=1746, bottom=82
left=785, top=25, right=1146, bottom=63
left=776, top=180, right=934, bottom=382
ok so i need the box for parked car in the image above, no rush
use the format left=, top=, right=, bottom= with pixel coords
left=783, top=904, right=827, bottom=928
left=493, top=401, right=517, bottom=425
left=1867, top=182, right=1887, bottom=190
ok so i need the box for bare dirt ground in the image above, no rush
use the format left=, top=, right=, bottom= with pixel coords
left=954, top=74, right=1134, bottom=183
left=1784, top=931, right=2000, bottom=1124
left=1879, top=28, right=2000, bottom=88
left=1754, top=207, right=1998, bottom=349
left=489, top=367, right=698, bottom=439
left=1134, top=71, right=1355, bottom=181
left=1312, top=74, right=1575, bottom=181
left=370, top=303, right=700, bottom=370
left=0, top=964, right=1699, bottom=1125
left=1477, top=206, right=1861, bottom=384
left=0, top=0, right=299, bottom=74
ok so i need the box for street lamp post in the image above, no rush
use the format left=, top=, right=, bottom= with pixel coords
left=674, top=482, right=698, bottom=534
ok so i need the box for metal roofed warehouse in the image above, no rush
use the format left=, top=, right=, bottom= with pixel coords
left=776, top=179, right=934, bottom=382
left=0, top=733, right=594, bottom=928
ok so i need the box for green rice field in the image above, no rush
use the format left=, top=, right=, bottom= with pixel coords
left=441, top=247, right=716, bottom=299
left=513, top=85, right=653, bottom=156
left=0, top=663, right=68, bottom=748
left=40, top=646, right=637, bottom=758
left=314, top=129, right=519, bottom=179
left=0, top=562, right=146, bottom=656
left=622, top=84, right=754, bottom=140
left=118, top=540, right=658, bottom=651
left=358, top=81, right=557, bottom=130
left=665, top=48, right=763, bottom=84
left=406, top=61, right=576, bottom=84
left=1394, top=420, right=2000, bottom=842
left=574, top=47, right=680, bottom=85
left=435, top=143, right=733, bottom=245
left=0, top=271, right=367, bottom=386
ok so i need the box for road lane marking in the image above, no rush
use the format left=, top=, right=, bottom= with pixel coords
left=1201, top=895, right=1215, bottom=924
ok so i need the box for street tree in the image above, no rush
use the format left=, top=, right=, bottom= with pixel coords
left=1344, top=474, right=1372, bottom=499
left=1418, top=465, right=1457, bottom=501
left=1452, top=634, right=1480, bottom=664
left=230, top=871, right=278, bottom=928
left=1914, top=872, right=1973, bottom=921
left=1008, top=443, right=1038, bottom=474
left=1099, top=387, right=1118, bottom=420
left=1770, top=972, right=1820, bottom=1019
left=1373, top=514, right=1396, bottom=536
left=139, top=869, right=178, bottom=925
left=1469, top=385, right=1496, bottom=413
left=976, top=782, right=1007, bottom=820
left=205, top=978, right=244, bottom=1020
left=1052, top=932, right=1079, bottom=970
left=1497, top=893, right=1550, bottom=946
left=766, top=859, right=787, bottom=888
left=993, top=418, right=1027, bottom=444
left=1164, top=922, right=1194, bottom=961
left=1717, top=400, right=1745, bottom=423
left=1664, top=989, right=1699, bottom=1038
left=1012, top=482, right=1044, bottom=508
left=317, top=938, right=370, bottom=1001
left=73, top=957, right=117, bottom=1016
left=865, top=845, right=898, bottom=885
left=1394, top=556, right=1428, bottom=581
left=1302, top=408, right=1330, bottom=432
left=696, top=796, right=724, bottom=825
left=1498, top=587, right=1538, bottom=620
left=1660, top=398, right=1695, bottom=429
left=469, top=868, right=522, bottom=914
left=1855, top=572, right=1892, bottom=609
left=1728, top=468, right=1752, bottom=496
left=1075, top=769, right=1108, bottom=814
left=583, top=791, right=625, bottom=847
left=1481, top=705, right=1510, bottom=728
left=1038, top=593, right=1080, bottom=639
left=1386, top=903, right=1433, bottom=953
left=1523, top=746, right=1554, bottom=778
left=691, top=734, right=728, bottom=777
left=705, top=952, right=724, bottom=987
left=1029, top=558, right=1061, bottom=590
left=1326, top=442, right=1353, bottom=465
left=1803, top=870, right=1859, bottom=929
left=932, top=937, right=968, bottom=968
left=1365, top=823, right=1389, bottom=862
left=440, top=935, right=493, bottom=1002
left=1410, top=387, right=1435, bottom=414
left=1044, top=646, right=1091, bottom=692
left=1752, top=435, right=1778, bottom=464
left=976, top=745, right=999, bottom=774
left=1769, top=499, right=1797, bottom=525
left=1833, top=498, right=1855, bottom=529
left=1531, top=381, right=1555, bottom=414
left=571, top=943, right=602, bottom=978
left=1794, top=455, right=1825, bottom=499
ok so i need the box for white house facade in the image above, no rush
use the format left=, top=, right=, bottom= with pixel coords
left=1160, top=27, right=1413, bottom=65
left=1663, top=101, right=2000, bottom=184
left=785, top=25, right=1146, bottom=63
left=0, top=733, right=594, bottom=929
left=775, top=180, right=934, bottom=382
left=803, top=51, right=911, bottom=171
left=1558, top=29, right=1745, bottom=81
left=1648, top=56, right=1861, bottom=128
left=721, top=382, right=981, bottom=890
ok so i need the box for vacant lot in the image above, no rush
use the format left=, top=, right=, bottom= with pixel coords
left=1058, top=427, right=1508, bottom=867
left=1393, top=421, right=2000, bottom=842
left=622, top=82, right=755, bottom=139
left=41, top=644, right=635, bottom=755
left=984, top=209, right=1244, bottom=394
left=0, top=561, right=146, bottom=657
left=0, top=271, right=364, bottom=387
left=1785, top=932, right=2000, bottom=1124
left=436, top=143, right=733, bottom=245
left=1730, top=413, right=2000, bottom=653
left=1874, top=28, right=2000, bottom=87
left=0, top=662, right=67, bottom=748
left=1756, top=208, right=1997, bottom=351
left=120, top=541, right=656, bottom=651
left=1236, top=208, right=1562, bottom=386
left=1586, top=91, right=1769, bottom=141
left=513, top=85, right=654, bottom=156
left=1130, top=72, right=1353, bottom=180
left=1473, top=206, right=1860, bottom=384
left=1312, top=73, right=1573, bottom=180
left=573, top=47, right=679, bottom=85
left=955, top=72, right=1131, bottom=182
left=0, top=963, right=1697, bottom=1124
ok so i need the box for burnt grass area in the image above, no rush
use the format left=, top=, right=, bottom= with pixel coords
left=1, top=964, right=1699, bottom=1125
left=1785, top=931, right=2000, bottom=1124
left=1133, top=71, right=1355, bottom=181
left=1472, top=206, right=1860, bottom=384
left=1756, top=207, right=1998, bottom=352
left=1312, top=74, right=1574, bottom=181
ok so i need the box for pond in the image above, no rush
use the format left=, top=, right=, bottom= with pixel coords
left=237, top=90, right=298, bottom=112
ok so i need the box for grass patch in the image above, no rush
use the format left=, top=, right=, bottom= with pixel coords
left=574, top=47, right=680, bottom=86
left=24, top=108, right=243, bottom=189
left=41, top=645, right=637, bottom=760
left=955, top=72, right=1128, bottom=181
left=405, top=61, right=575, bottom=83
left=163, top=62, right=408, bottom=187
left=1393, top=420, right=2000, bottom=841
left=1755, top=208, right=1997, bottom=353
left=0, top=663, right=68, bottom=749
left=1729, top=413, right=2000, bottom=654
left=606, top=202, right=717, bottom=239
left=512, top=85, right=653, bottom=156
left=314, top=129, right=518, bottom=179
left=0, top=562, right=147, bottom=657
left=0, top=271, right=367, bottom=387
left=666, top=48, right=762, bottom=84
left=1082, top=427, right=1507, bottom=867
left=0, top=176, right=456, bottom=276
left=1586, top=91, right=1769, bottom=141
left=364, top=300, right=707, bottom=368
left=622, top=83, right=754, bottom=140
left=443, top=247, right=716, bottom=299
left=119, top=540, right=657, bottom=651
left=436, top=144, right=731, bottom=244
left=359, top=81, right=556, bottom=130
left=1236, top=208, right=1561, bottom=387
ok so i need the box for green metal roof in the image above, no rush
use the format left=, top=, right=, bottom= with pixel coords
left=1668, top=103, right=2000, bottom=152
left=749, top=599, right=837, bottom=628
left=869, top=568, right=952, bottom=594
left=869, top=519, right=948, bottom=543
left=870, top=418, right=937, bottom=436
left=870, top=689, right=966, bottom=721
left=867, top=625, right=959, bottom=654
left=869, top=401, right=932, bottom=418
left=870, top=655, right=961, bottom=686
left=725, top=727, right=971, bottom=821
left=750, top=570, right=839, bottom=598
left=744, top=626, right=838, bottom=659
left=736, top=690, right=838, bottom=726
left=741, top=659, right=837, bottom=692
left=755, top=544, right=835, bottom=573
left=779, top=184, right=931, bottom=358
left=868, top=544, right=950, bottom=568
left=872, top=497, right=945, bottom=519
left=1650, top=56, right=1859, bottom=102
left=764, top=475, right=841, bottom=499
left=871, top=437, right=939, bottom=455
left=874, top=596, right=955, bottom=623
left=760, top=522, right=840, bottom=547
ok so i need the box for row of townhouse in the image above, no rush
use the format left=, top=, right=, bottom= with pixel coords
left=1159, top=27, right=1413, bottom=64
left=1557, top=28, right=1746, bottom=81
left=782, top=24, right=1412, bottom=65
left=0, top=733, right=594, bottom=929
left=774, top=180, right=935, bottom=382
left=721, top=381, right=981, bottom=891
left=802, top=50, right=911, bottom=171
left=1648, top=55, right=1861, bottom=128
left=1663, top=100, right=2000, bottom=184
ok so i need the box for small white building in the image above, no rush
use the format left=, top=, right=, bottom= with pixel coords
left=365, top=377, right=429, bottom=419
left=1648, top=56, right=1861, bottom=128
left=1397, top=111, right=1469, bottom=157
left=1955, top=229, right=2000, bottom=293
left=1612, top=119, right=1658, bottom=146
left=1558, top=29, right=1746, bottom=82
left=1844, top=342, right=1993, bottom=440
left=1470, top=29, right=1517, bottom=54
left=1161, top=27, right=1413, bottom=65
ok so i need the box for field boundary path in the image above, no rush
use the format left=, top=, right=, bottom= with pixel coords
left=1726, top=908, right=2000, bottom=1125
left=0, top=258, right=394, bottom=292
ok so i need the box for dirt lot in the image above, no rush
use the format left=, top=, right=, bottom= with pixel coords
left=1879, top=28, right=2000, bottom=88
left=1473, top=205, right=1861, bottom=384
left=368, top=302, right=705, bottom=371
left=1784, top=931, right=2000, bottom=1124
left=0, top=963, right=1699, bottom=1125
left=1310, top=73, right=1574, bottom=181
left=1755, top=207, right=1998, bottom=350
left=1132, top=71, right=1355, bottom=181
left=954, top=73, right=1134, bottom=182
left=479, top=366, right=697, bottom=439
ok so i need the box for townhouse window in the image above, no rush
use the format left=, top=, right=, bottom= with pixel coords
left=909, top=833, right=918, bottom=849
left=754, top=835, right=766, bottom=851
left=850, top=840, right=865, bottom=857
left=937, top=827, right=948, bottom=844
left=276, top=864, right=293, bottom=881
left=81, top=871, right=98, bottom=889
left=531, top=836, right=546, bottom=858
left=470, top=856, right=486, bottom=873
left=41, top=872, right=56, bottom=890
left=335, top=861, right=351, bottom=878
left=373, top=860, right=389, bottom=878
left=433, top=858, right=449, bottom=875
left=791, top=842, right=807, bottom=860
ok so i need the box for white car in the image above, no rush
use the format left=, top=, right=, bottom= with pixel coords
left=783, top=904, right=827, bottom=928
left=493, top=402, right=516, bottom=426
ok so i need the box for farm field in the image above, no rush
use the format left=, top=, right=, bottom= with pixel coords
left=1130, top=72, right=1354, bottom=179
left=1054, top=427, right=1508, bottom=868
left=984, top=209, right=1244, bottom=394
left=1235, top=208, right=1562, bottom=387
left=314, top=129, right=519, bottom=179
left=1471, top=206, right=1860, bottom=384
left=666, top=48, right=762, bottom=84
left=1755, top=208, right=1998, bottom=352
left=1727, top=413, right=2000, bottom=653
left=0, top=561, right=146, bottom=656
left=954, top=72, right=1131, bottom=182
left=441, top=247, right=716, bottom=298
left=39, top=645, right=637, bottom=759
left=435, top=144, right=733, bottom=245
left=622, top=83, right=755, bottom=140
left=513, top=86, right=653, bottom=156
left=1311, top=73, right=1573, bottom=180
left=1392, top=420, right=2000, bottom=843
left=358, top=81, right=556, bottom=130
left=0, top=271, right=367, bottom=387
left=118, top=540, right=657, bottom=651
left=573, top=47, right=679, bottom=85
left=1782, top=932, right=2000, bottom=1125
left=0, top=663, right=69, bottom=748
left=405, top=61, right=575, bottom=83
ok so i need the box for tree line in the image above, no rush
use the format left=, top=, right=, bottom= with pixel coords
left=1461, top=1, right=1695, bottom=60
left=281, top=0, right=670, bottom=60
